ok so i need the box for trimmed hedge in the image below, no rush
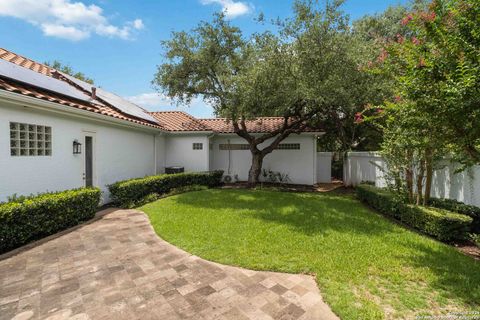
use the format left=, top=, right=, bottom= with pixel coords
left=108, top=170, right=224, bottom=208
left=356, top=184, right=472, bottom=242
left=428, top=197, right=480, bottom=234
left=0, top=187, right=101, bottom=253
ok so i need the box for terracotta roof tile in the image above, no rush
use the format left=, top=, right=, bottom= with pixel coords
left=150, top=111, right=211, bottom=131
left=200, top=117, right=320, bottom=133
left=150, top=112, right=320, bottom=133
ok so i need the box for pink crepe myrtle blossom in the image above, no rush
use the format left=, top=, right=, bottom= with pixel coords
left=412, top=37, right=420, bottom=45
left=354, top=112, right=364, bottom=123
left=420, top=11, right=436, bottom=22
left=396, top=34, right=405, bottom=44
left=401, top=14, right=413, bottom=26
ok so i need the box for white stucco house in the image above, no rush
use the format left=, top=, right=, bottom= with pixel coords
left=0, top=48, right=328, bottom=203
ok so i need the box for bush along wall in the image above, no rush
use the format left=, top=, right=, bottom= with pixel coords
left=108, top=170, right=224, bottom=208
left=356, top=184, right=472, bottom=242
left=0, top=187, right=101, bottom=254
left=428, top=197, right=480, bottom=234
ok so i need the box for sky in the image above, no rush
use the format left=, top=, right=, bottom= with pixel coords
left=0, top=0, right=408, bottom=118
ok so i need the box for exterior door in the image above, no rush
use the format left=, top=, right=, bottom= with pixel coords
left=84, top=136, right=93, bottom=187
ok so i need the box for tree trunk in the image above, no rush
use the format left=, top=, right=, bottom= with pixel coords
left=416, top=158, right=425, bottom=206
left=406, top=168, right=414, bottom=203
left=423, top=150, right=433, bottom=206
left=405, top=150, right=414, bottom=203
left=248, top=152, right=264, bottom=186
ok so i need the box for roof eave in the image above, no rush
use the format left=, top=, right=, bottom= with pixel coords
left=0, top=89, right=166, bottom=133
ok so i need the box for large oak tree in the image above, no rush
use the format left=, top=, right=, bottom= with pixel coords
left=154, top=0, right=385, bottom=184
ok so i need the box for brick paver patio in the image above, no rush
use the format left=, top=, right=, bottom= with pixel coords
left=0, top=208, right=338, bottom=320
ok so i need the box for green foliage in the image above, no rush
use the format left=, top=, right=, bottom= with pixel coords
left=0, top=188, right=100, bottom=253
left=428, top=197, right=480, bottom=233
left=374, top=0, right=480, bottom=166
left=142, top=189, right=480, bottom=319
left=353, top=5, right=410, bottom=42
left=108, top=171, right=224, bottom=208
left=44, top=60, right=94, bottom=84
left=356, top=184, right=472, bottom=241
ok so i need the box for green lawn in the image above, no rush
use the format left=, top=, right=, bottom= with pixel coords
left=140, top=189, right=480, bottom=319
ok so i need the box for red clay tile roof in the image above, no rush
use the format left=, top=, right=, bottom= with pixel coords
left=150, top=111, right=211, bottom=131
left=150, top=112, right=321, bottom=133
left=198, top=117, right=319, bottom=133
left=0, top=48, right=163, bottom=129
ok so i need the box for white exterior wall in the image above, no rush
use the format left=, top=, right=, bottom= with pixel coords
left=164, top=134, right=210, bottom=172
left=344, top=152, right=480, bottom=207
left=316, top=152, right=333, bottom=183
left=210, top=134, right=317, bottom=185
left=0, top=102, right=158, bottom=203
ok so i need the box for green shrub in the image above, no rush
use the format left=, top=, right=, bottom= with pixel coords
left=108, top=170, right=224, bottom=208
left=356, top=184, right=472, bottom=242
left=355, top=184, right=404, bottom=219
left=0, top=187, right=101, bottom=253
left=428, top=197, right=480, bottom=234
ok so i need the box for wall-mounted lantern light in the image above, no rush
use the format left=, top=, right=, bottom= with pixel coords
left=73, top=139, right=82, bottom=154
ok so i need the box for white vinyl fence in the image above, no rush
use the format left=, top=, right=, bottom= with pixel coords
left=344, top=152, right=480, bottom=207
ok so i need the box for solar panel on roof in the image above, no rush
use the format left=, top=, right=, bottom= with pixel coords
left=60, top=72, right=159, bottom=124
left=59, top=71, right=93, bottom=92
left=95, top=88, right=159, bottom=124
left=0, top=59, right=93, bottom=103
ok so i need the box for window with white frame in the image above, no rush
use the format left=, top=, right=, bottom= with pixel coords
left=192, top=143, right=203, bottom=150
left=10, top=122, right=52, bottom=156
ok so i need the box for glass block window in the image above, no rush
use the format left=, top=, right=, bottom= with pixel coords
left=193, top=143, right=203, bottom=150
left=10, top=122, right=52, bottom=157
left=219, top=144, right=250, bottom=150
left=276, top=143, right=300, bottom=150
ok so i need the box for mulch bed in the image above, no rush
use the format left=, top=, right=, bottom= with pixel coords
left=222, top=181, right=346, bottom=193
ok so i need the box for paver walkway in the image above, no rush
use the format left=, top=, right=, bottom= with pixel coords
left=0, top=208, right=338, bottom=320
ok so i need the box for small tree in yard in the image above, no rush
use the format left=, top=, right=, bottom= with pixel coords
left=367, top=0, right=479, bottom=203
left=154, top=0, right=385, bottom=184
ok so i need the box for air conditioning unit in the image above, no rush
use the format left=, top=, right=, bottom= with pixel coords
left=223, top=174, right=238, bottom=183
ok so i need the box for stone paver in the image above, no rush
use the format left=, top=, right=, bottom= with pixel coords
left=0, top=208, right=338, bottom=320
